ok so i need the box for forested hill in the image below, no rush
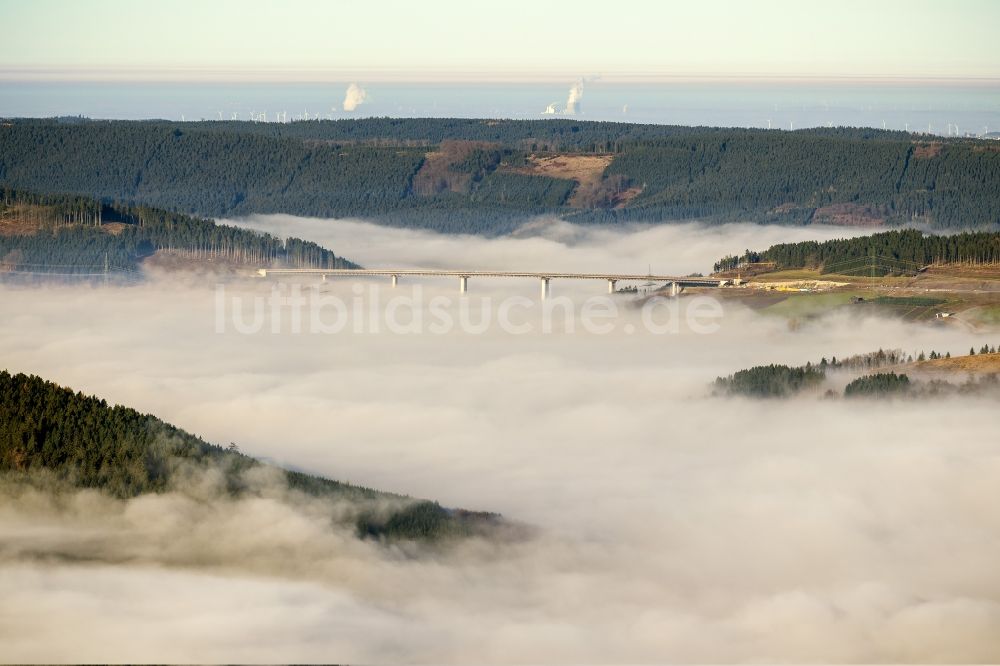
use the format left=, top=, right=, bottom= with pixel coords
left=714, top=229, right=1000, bottom=274
left=0, top=369, right=497, bottom=541
left=0, top=188, right=357, bottom=274
left=1, top=118, right=998, bottom=233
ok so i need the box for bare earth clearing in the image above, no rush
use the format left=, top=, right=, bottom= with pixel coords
left=0, top=204, right=50, bottom=235
left=510, top=154, right=612, bottom=184
left=505, top=154, right=641, bottom=207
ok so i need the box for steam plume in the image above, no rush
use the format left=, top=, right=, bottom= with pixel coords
left=342, top=83, right=368, bottom=112
left=564, top=79, right=584, bottom=115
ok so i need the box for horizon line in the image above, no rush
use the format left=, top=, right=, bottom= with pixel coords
left=2, top=67, right=1000, bottom=86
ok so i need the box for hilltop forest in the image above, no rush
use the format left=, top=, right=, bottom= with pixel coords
left=0, top=188, right=356, bottom=274
left=714, top=229, right=1000, bottom=274
left=0, top=369, right=494, bottom=540
left=1, top=118, right=998, bottom=234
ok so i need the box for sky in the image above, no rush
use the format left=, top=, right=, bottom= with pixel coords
left=1, top=0, right=999, bottom=81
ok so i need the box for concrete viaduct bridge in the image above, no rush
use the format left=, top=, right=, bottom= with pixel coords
left=256, top=268, right=735, bottom=299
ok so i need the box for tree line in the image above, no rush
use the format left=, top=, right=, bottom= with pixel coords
left=715, top=353, right=1000, bottom=400
left=715, top=229, right=1000, bottom=274
left=713, top=363, right=825, bottom=398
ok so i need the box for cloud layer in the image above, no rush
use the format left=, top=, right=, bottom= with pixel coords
left=1, top=218, right=999, bottom=662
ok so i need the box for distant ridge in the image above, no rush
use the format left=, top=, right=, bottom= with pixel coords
left=1, top=118, right=997, bottom=234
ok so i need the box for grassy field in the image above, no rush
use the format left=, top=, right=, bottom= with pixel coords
left=908, top=352, right=1000, bottom=374
left=724, top=287, right=1000, bottom=325
left=750, top=268, right=913, bottom=286
left=857, top=299, right=946, bottom=321
left=733, top=263, right=1000, bottom=324
left=960, top=305, right=1000, bottom=326
left=759, top=292, right=864, bottom=318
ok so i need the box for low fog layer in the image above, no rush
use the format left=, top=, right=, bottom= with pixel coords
left=1, top=219, right=998, bottom=662
left=223, top=215, right=877, bottom=275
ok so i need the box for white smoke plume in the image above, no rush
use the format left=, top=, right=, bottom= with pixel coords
left=564, top=79, right=584, bottom=114
left=541, top=102, right=558, bottom=115
left=342, top=83, right=368, bottom=112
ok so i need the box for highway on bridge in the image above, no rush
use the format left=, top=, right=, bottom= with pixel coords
left=256, top=268, right=733, bottom=298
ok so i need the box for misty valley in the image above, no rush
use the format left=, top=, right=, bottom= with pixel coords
left=3, top=199, right=1000, bottom=660
left=1, top=26, right=1000, bottom=655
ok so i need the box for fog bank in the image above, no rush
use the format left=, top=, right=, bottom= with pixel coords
left=223, top=215, right=876, bottom=275
left=1, top=219, right=998, bottom=662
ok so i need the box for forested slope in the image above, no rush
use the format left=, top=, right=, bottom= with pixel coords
left=0, top=369, right=495, bottom=540
left=715, top=229, right=1000, bottom=274
left=1, top=118, right=997, bottom=232
left=0, top=188, right=357, bottom=273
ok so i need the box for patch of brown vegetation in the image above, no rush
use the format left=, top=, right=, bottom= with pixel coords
left=141, top=249, right=256, bottom=276
left=1, top=204, right=133, bottom=236
left=912, top=142, right=943, bottom=159
left=923, top=264, right=1000, bottom=279
left=0, top=204, right=51, bottom=235
left=612, top=185, right=643, bottom=208
left=100, top=222, right=129, bottom=236
left=713, top=262, right=778, bottom=279
left=769, top=203, right=800, bottom=214
left=571, top=175, right=642, bottom=208
left=9, top=447, right=28, bottom=471
left=909, top=353, right=1000, bottom=374
left=505, top=154, right=633, bottom=208
left=511, top=154, right=612, bottom=182
left=811, top=203, right=886, bottom=226
left=411, top=140, right=497, bottom=196
left=907, top=265, right=1000, bottom=293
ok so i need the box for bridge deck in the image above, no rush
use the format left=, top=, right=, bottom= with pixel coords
left=257, top=268, right=725, bottom=286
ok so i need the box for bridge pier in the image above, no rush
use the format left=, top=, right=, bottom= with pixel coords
left=669, top=281, right=680, bottom=297
left=459, top=276, right=468, bottom=294
left=391, top=274, right=398, bottom=288
left=608, top=279, right=617, bottom=294
left=541, top=277, right=551, bottom=300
